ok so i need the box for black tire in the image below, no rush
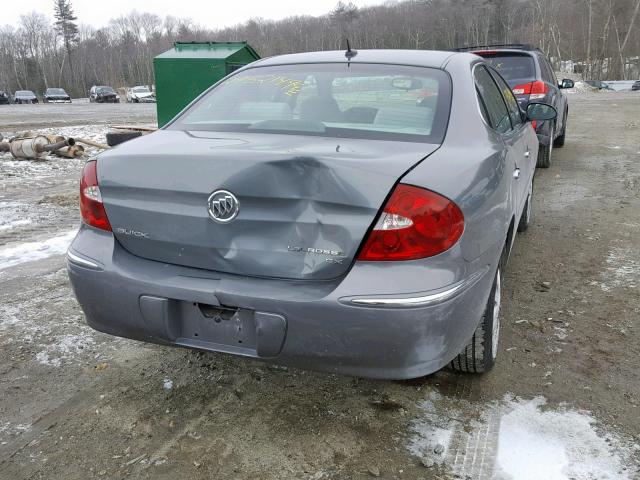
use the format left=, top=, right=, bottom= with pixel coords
left=554, top=111, right=567, bottom=148
left=106, top=130, right=143, bottom=147
left=517, top=179, right=533, bottom=233
left=450, top=259, right=502, bottom=374
left=536, top=144, right=551, bottom=168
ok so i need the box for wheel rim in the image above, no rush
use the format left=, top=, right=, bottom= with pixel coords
left=491, top=269, right=501, bottom=359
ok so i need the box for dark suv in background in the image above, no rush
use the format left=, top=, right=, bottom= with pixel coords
left=89, top=85, right=120, bottom=103
left=455, top=44, right=574, bottom=168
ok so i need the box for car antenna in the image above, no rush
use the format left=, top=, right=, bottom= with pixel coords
left=345, top=39, right=357, bottom=63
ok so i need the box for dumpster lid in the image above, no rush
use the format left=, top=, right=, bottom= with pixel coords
left=155, top=41, right=260, bottom=60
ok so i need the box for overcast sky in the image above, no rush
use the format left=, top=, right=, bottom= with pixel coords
left=4, top=0, right=385, bottom=29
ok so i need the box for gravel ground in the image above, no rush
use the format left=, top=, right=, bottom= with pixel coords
left=0, top=93, right=639, bottom=479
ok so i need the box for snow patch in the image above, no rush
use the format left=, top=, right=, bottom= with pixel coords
left=600, top=246, right=640, bottom=291
left=0, top=229, right=76, bottom=270
left=0, top=201, right=32, bottom=231
left=163, top=379, right=174, bottom=390
left=408, top=394, right=638, bottom=479
left=35, top=333, right=96, bottom=367
left=565, top=81, right=597, bottom=94
left=0, top=422, right=31, bottom=438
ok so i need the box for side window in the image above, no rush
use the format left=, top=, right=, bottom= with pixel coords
left=539, top=56, right=553, bottom=84
left=546, top=59, right=558, bottom=86
left=474, top=65, right=512, bottom=134
left=489, top=69, right=523, bottom=128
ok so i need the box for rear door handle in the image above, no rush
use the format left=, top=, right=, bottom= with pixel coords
left=513, top=168, right=521, bottom=179
left=524, top=150, right=530, bottom=158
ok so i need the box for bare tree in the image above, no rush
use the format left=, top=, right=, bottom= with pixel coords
left=1, top=0, right=639, bottom=97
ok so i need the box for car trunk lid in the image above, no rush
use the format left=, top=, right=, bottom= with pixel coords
left=98, top=130, right=439, bottom=280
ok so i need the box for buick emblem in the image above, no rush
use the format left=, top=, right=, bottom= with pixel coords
left=207, top=190, right=239, bottom=223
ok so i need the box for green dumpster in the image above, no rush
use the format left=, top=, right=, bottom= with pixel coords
left=154, top=41, right=260, bottom=127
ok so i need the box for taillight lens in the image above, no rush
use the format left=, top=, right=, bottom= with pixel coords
left=512, top=80, right=548, bottom=100
left=358, top=184, right=464, bottom=261
left=512, top=83, right=531, bottom=95
left=80, top=160, right=112, bottom=231
left=529, top=80, right=548, bottom=99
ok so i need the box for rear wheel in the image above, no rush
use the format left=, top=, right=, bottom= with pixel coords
left=554, top=110, right=567, bottom=147
left=537, top=123, right=553, bottom=168
left=517, top=179, right=533, bottom=232
left=450, top=261, right=502, bottom=373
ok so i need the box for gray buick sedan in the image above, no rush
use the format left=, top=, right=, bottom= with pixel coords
left=67, top=50, right=555, bottom=379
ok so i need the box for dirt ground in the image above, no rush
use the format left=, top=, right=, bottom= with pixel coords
left=0, top=92, right=639, bottom=479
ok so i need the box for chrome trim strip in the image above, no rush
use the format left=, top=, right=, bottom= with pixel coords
left=67, top=249, right=100, bottom=269
left=345, top=268, right=488, bottom=308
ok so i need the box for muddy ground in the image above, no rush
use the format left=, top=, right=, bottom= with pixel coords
left=0, top=92, right=639, bottom=479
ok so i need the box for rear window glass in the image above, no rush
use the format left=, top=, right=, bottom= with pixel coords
left=475, top=53, right=535, bottom=81
left=169, top=63, right=451, bottom=143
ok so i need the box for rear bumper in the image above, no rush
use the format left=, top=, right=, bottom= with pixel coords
left=67, top=224, right=497, bottom=379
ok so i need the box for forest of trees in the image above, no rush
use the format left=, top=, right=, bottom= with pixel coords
left=0, top=0, right=639, bottom=97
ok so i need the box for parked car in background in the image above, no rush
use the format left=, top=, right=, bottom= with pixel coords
left=13, top=90, right=38, bottom=104
left=126, top=85, right=155, bottom=103
left=454, top=44, right=573, bottom=168
left=0, top=90, right=10, bottom=105
left=68, top=49, right=557, bottom=379
left=632, top=81, right=640, bottom=91
left=584, top=80, right=613, bottom=91
left=89, top=86, right=120, bottom=103
left=43, top=87, right=72, bottom=103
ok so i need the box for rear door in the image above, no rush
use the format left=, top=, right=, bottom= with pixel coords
left=489, top=68, right=536, bottom=205
left=474, top=65, right=527, bottom=215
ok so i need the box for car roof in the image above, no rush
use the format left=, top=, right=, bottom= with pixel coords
left=251, top=49, right=460, bottom=69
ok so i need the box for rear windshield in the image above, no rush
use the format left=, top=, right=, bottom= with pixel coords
left=475, top=53, right=535, bottom=81
left=97, top=87, right=115, bottom=93
left=133, top=87, right=150, bottom=93
left=47, top=88, right=66, bottom=94
left=16, top=91, right=34, bottom=96
left=169, top=63, right=451, bottom=143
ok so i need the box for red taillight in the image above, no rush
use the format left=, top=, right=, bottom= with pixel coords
left=531, top=120, right=537, bottom=130
left=512, top=80, right=548, bottom=99
left=80, top=160, right=112, bottom=231
left=357, top=184, right=464, bottom=261
left=512, top=83, right=531, bottom=95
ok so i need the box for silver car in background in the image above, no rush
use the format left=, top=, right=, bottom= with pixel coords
left=67, top=50, right=555, bottom=379
left=126, top=85, right=156, bottom=103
